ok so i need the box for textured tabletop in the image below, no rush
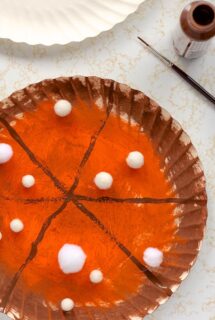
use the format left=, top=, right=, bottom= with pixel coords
left=0, top=0, right=214, bottom=319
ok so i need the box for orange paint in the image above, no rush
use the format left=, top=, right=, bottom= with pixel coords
left=0, top=99, right=176, bottom=307
left=0, top=201, right=60, bottom=273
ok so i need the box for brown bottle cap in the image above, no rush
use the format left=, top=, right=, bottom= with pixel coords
left=181, top=1, right=215, bottom=40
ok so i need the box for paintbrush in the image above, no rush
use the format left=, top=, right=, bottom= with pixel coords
left=138, top=36, right=215, bottom=105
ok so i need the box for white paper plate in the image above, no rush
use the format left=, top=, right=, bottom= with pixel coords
left=0, top=0, right=143, bottom=45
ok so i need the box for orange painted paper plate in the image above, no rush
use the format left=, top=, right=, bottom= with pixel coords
left=0, top=76, right=207, bottom=320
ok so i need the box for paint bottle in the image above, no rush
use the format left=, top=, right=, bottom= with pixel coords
left=173, top=1, right=215, bottom=59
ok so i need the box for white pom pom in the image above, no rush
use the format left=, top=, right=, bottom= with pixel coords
left=143, top=247, right=163, bottom=268
left=54, top=100, right=72, bottom=117
left=94, top=172, right=113, bottom=190
left=126, top=151, right=144, bottom=169
left=10, top=219, right=24, bottom=233
left=58, top=244, right=87, bottom=274
left=61, top=298, right=74, bottom=312
left=0, top=232, right=2, bottom=240
left=22, top=175, right=35, bottom=188
left=89, top=269, right=103, bottom=284
left=0, top=143, right=13, bottom=164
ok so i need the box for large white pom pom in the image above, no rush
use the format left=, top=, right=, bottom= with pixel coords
left=0, top=143, right=13, bottom=164
left=58, top=244, right=87, bottom=274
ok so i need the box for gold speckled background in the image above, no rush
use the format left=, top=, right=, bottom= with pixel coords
left=0, top=0, right=214, bottom=319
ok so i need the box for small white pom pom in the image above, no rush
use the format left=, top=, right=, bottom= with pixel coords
left=0, top=143, right=13, bottom=164
left=0, top=232, right=2, bottom=240
left=22, top=175, right=35, bottom=188
left=143, top=247, right=163, bottom=268
left=126, top=151, right=144, bottom=169
left=94, top=172, right=113, bottom=190
left=89, top=269, right=103, bottom=284
left=10, top=219, right=24, bottom=233
left=54, top=100, right=72, bottom=117
left=61, top=298, right=74, bottom=312
left=58, top=244, right=87, bottom=274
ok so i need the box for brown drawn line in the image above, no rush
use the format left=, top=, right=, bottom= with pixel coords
left=68, top=81, right=114, bottom=193
left=75, top=195, right=207, bottom=206
left=0, top=194, right=206, bottom=206
left=0, top=195, right=65, bottom=204
left=73, top=198, right=172, bottom=296
left=69, top=114, right=111, bottom=193
left=0, top=116, right=67, bottom=195
left=0, top=201, right=68, bottom=310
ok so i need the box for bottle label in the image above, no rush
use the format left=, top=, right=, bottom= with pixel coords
left=173, top=23, right=211, bottom=59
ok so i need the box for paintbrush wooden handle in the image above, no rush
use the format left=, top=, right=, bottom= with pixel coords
left=138, top=37, right=215, bottom=105
left=172, top=64, right=215, bottom=105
